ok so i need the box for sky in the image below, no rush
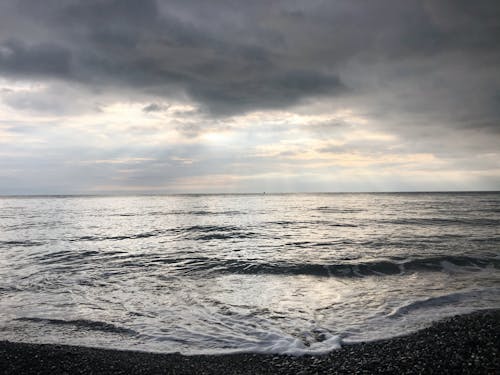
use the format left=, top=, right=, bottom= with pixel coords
left=0, top=0, right=499, bottom=194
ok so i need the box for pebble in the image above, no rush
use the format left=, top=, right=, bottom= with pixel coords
left=0, top=310, right=498, bottom=374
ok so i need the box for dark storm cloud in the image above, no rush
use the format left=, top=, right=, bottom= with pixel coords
left=0, top=0, right=499, bottom=124
left=187, top=70, right=345, bottom=114
left=0, top=0, right=361, bottom=114
left=0, top=39, right=71, bottom=78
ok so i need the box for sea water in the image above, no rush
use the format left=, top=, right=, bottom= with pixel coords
left=0, top=193, right=499, bottom=355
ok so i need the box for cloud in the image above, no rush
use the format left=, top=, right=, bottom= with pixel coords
left=0, top=0, right=350, bottom=115
left=142, top=103, right=170, bottom=113
left=0, top=0, right=499, bottom=193
left=0, top=39, right=71, bottom=78
left=1, top=0, right=498, bottom=118
left=187, top=70, right=345, bottom=115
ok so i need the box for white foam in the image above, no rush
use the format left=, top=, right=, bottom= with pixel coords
left=237, top=330, right=341, bottom=356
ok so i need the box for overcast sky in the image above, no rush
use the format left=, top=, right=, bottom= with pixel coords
left=1, top=0, right=499, bottom=194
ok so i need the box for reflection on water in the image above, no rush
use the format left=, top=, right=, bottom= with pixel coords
left=0, top=193, right=499, bottom=354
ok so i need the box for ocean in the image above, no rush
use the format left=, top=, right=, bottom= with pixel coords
left=0, top=193, right=499, bottom=355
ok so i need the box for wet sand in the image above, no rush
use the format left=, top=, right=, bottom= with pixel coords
left=0, top=309, right=498, bottom=374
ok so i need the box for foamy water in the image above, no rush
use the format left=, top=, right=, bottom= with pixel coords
left=0, top=193, right=499, bottom=355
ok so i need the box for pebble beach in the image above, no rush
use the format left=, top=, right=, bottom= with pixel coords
left=1, top=309, right=498, bottom=374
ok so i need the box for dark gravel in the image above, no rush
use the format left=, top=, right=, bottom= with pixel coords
left=1, top=309, right=498, bottom=374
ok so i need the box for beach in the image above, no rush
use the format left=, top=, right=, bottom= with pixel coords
left=1, top=194, right=499, bottom=371
left=1, top=309, right=498, bottom=374
left=1, top=0, right=499, bottom=371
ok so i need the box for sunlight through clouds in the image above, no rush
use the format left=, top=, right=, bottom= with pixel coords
left=0, top=1, right=498, bottom=193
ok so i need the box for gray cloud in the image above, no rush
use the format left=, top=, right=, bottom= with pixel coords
left=0, top=0, right=499, bottom=193
left=142, top=103, right=170, bottom=113
left=0, top=0, right=498, bottom=118
left=0, top=39, right=71, bottom=78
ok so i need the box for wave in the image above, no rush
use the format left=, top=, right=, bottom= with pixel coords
left=96, top=210, right=243, bottom=218
left=194, top=232, right=257, bottom=240
left=180, top=224, right=241, bottom=233
left=0, top=240, right=45, bottom=248
left=380, top=217, right=500, bottom=226
left=30, top=253, right=496, bottom=277
left=174, top=225, right=259, bottom=241
left=150, top=210, right=243, bottom=216
left=315, top=206, right=364, bottom=213
left=15, top=317, right=137, bottom=335
left=237, top=329, right=341, bottom=356
left=266, top=220, right=358, bottom=227
left=177, top=255, right=500, bottom=278
left=69, top=225, right=259, bottom=242
left=387, top=288, right=500, bottom=318
left=70, top=230, right=165, bottom=242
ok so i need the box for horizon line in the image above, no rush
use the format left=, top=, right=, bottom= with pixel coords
left=1, top=190, right=499, bottom=198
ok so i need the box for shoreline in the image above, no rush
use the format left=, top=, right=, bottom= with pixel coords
left=1, top=310, right=498, bottom=374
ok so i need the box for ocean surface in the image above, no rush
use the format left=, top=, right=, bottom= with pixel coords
left=0, top=193, right=499, bottom=355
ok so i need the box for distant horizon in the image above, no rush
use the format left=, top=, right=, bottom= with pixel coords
left=1, top=190, right=499, bottom=198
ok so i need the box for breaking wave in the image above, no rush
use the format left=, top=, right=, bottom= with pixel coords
left=171, top=255, right=499, bottom=278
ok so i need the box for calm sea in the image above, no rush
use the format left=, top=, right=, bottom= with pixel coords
left=0, top=193, right=499, bottom=354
